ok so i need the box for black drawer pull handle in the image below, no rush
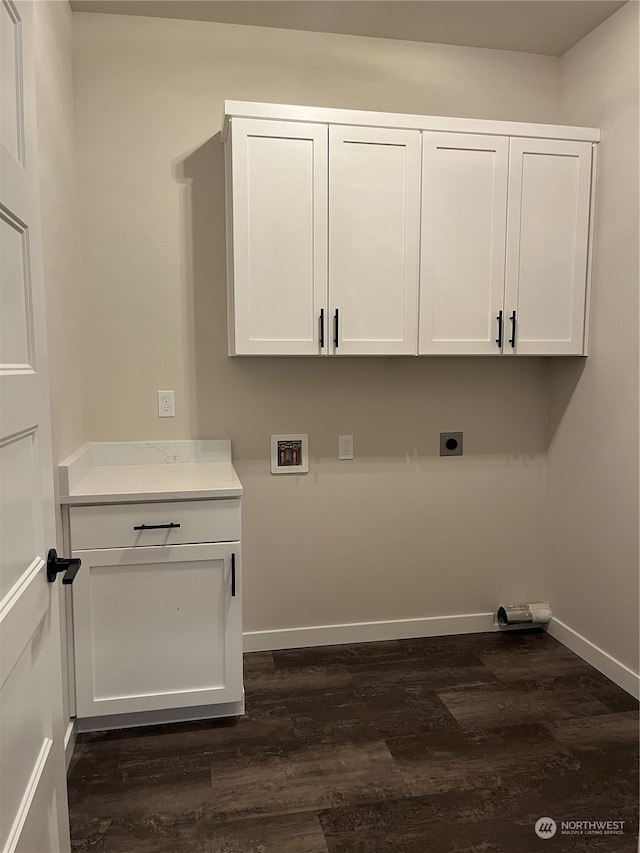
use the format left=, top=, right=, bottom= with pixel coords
left=509, top=310, right=517, bottom=348
left=133, top=523, right=181, bottom=531
left=496, top=309, right=503, bottom=348
left=231, top=553, right=236, bottom=597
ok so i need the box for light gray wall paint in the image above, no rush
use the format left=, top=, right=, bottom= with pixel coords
left=38, top=2, right=638, bottom=679
left=70, top=14, right=560, bottom=632
left=545, top=1, right=639, bottom=673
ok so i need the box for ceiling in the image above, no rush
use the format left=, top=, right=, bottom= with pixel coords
left=69, top=0, right=626, bottom=57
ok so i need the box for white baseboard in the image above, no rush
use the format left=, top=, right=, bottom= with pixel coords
left=243, top=612, right=498, bottom=653
left=546, top=617, right=640, bottom=699
left=64, top=720, right=76, bottom=770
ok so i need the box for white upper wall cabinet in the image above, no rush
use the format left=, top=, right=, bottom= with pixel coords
left=223, top=102, right=598, bottom=357
left=227, top=119, right=328, bottom=355
left=419, top=133, right=509, bottom=355
left=504, top=138, right=593, bottom=355
left=226, top=119, right=419, bottom=356
left=328, top=126, right=420, bottom=355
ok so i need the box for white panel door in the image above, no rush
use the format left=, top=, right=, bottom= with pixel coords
left=419, top=133, right=509, bottom=355
left=72, top=543, right=242, bottom=718
left=329, top=125, right=420, bottom=355
left=0, top=2, right=71, bottom=851
left=505, top=138, right=593, bottom=355
left=229, top=119, right=328, bottom=355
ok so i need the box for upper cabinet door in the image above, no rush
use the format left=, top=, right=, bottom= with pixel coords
left=504, top=138, right=593, bottom=356
left=328, top=126, right=420, bottom=355
left=228, top=119, right=328, bottom=355
left=419, top=133, right=509, bottom=355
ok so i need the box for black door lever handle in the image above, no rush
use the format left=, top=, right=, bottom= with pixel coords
left=47, top=549, right=81, bottom=585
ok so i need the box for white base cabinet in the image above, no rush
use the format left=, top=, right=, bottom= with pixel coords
left=59, top=441, right=244, bottom=729
left=71, top=541, right=242, bottom=719
left=223, top=101, right=599, bottom=358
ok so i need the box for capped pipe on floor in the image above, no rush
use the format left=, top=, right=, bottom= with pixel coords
left=496, top=602, right=552, bottom=628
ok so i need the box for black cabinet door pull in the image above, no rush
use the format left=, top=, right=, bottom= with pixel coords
left=496, top=309, right=503, bottom=348
left=334, top=309, right=339, bottom=348
left=509, top=310, right=517, bottom=348
left=231, top=553, right=236, bottom=597
left=133, top=523, right=181, bottom=531
left=319, top=308, right=325, bottom=349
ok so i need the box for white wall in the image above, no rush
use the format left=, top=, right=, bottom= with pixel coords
left=70, top=14, right=560, bottom=634
left=546, top=1, right=639, bottom=673
left=35, top=3, right=637, bottom=684
left=34, top=0, right=86, bottom=726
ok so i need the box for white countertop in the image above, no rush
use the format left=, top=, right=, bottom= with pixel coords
left=59, top=441, right=243, bottom=504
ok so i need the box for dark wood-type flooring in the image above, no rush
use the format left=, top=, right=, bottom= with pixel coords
left=68, top=630, right=639, bottom=852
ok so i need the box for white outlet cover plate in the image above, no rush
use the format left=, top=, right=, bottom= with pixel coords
left=158, top=390, right=175, bottom=418
left=339, top=435, right=354, bottom=460
left=271, top=434, right=309, bottom=474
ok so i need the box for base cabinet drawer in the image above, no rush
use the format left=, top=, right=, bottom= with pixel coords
left=69, top=499, right=241, bottom=550
left=71, top=543, right=242, bottom=719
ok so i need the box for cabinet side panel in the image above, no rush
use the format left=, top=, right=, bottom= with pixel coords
left=582, top=144, right=598, bottom=355
left=225, top=130, right=236, bottom=355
